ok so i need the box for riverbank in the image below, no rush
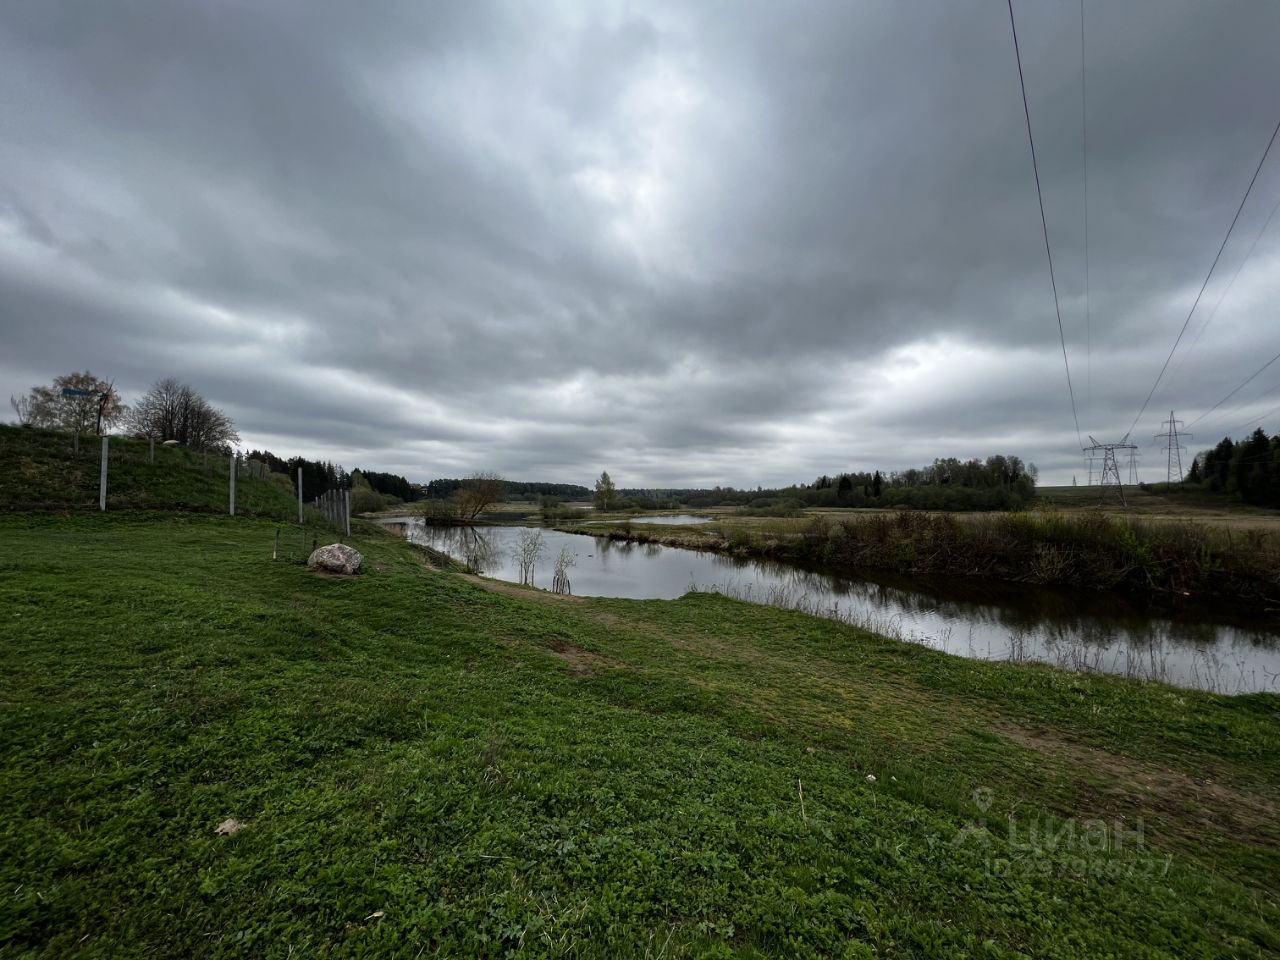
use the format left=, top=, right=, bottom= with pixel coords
left=2, top=511, right=1278, bottom=957
left=565, top=509, right=1280, bottom=609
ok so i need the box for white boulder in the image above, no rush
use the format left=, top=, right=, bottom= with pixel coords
left=308, top=543, right=363, bottom=575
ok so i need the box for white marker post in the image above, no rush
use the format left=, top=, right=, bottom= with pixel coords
left=229, top=453, right=237, bottom=516
left=99, top=437, right=108, bottom=511
left=297, top=467, right=303, bottom=524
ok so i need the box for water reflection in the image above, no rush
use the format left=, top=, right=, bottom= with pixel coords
left=585, top=514, right=711, bottom=526
left=387, top=519, right=1280, bottom=695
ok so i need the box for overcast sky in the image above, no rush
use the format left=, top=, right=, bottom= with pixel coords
left=3, top=1, right=1279, bottom=488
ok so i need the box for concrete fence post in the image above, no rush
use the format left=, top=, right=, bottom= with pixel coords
left=149, top=437, right=155, bottom=463
left=229, top=453, right=237, bottom=516
left=99, top=437, right=109, bottom=511
left=297, top=468, right=304, bottom=524
left=345, top=490, right=351, bottom=536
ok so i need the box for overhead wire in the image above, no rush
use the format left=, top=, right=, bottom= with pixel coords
left=1080, top=0, right=1091, bottom=426
left=1167, top=192, right=1280, bottom=386
left=1007, top=0, right=1084, bottom=450
left=1121, top=116, right=1280, bottom=442
left=1186, top=348, right=1280, bottom=430
left=1235, top=398, right=1280, bottom=434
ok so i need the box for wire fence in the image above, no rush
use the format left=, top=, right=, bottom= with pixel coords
left=2, top=426, right=350, bottom=534
left=313, top=487, right=351, bottom=535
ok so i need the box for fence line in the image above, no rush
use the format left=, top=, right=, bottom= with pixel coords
left=313, top=488, right=351, bottom=536
left=71, top=433, right=344, bottom=530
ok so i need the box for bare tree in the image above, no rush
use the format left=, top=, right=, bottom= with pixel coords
left=19, top=371, right=129, bottom=433
left=515, top=529, right=543, bottom=586
left=455, top=472, right=505, bottom=521
left=458, top=528, right=502, bottom=574
left=9, top=394, right=32, bottom=425
left=129, top=378, right=239, bottom=451
left=551, top=546, right=575, bottom=595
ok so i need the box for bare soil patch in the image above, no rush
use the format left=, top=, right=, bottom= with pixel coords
left=545, top=638, right=616, bottom=676
left=463, top=574, right=583, bottom=603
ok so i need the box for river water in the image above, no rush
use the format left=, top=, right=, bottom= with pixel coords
left=385, top=519, right=1280, bottom=695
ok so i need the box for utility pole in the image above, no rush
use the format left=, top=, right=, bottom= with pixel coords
left=1155, top=411, right=1190, bottom=485
left=99, top=437, right=109, bottom=511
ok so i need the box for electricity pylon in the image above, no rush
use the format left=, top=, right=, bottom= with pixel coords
left=1154, top=411, right=1190, bottom=484
left=1083, top=436, right=1138, bottom=506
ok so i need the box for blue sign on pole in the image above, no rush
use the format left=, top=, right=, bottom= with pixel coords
left=61, top=387, right=95, bottom=397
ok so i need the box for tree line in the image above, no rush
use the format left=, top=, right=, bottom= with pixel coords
left=13, top=372, right=1042, bottom=515
left=424, top=478, right=590, bottom=500
left=1186, top=428, right=1280, bottom=507
left=598, top=454, right=1038, bottom=512
left=11, top=371, right=239, bottom=451
left=808, top=454, right=1038, bottom=511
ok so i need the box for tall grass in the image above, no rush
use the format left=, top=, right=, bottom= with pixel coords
left=794, top=511, right=1280, bottom=600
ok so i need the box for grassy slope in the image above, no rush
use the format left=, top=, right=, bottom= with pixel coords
left=1, top=512, right=1277, bottom=959
left=0, top=425, right=304, bottom=518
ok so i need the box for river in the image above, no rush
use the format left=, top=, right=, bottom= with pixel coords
left=384, top=518, right=1280, bottom=695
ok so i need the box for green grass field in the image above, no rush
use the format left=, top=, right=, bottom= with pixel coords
left=2, top=511, right=1277, bottom=958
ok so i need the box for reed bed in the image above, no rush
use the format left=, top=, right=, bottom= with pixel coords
left=584, top=510, right=1280, bottom=605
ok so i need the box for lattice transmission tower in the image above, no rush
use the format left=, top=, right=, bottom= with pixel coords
left=1083, top=436, right=1138, bottom=505
left=1154, top=411, right=1191, bottom=484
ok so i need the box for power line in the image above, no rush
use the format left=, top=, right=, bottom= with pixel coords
left=1007, top=0, right=1083, bottom=450
left=1080, top=0, right=1091, bottom=424
left=1187, top=348, right=1280, bottom=430
left=1186, top=394, right=1280, bottom=441
left=1168, top=193, right=1280, bottom=385
left=1121, top=116, right=1280, bottom=442
left=1234, top=385, right=1280, bottom=433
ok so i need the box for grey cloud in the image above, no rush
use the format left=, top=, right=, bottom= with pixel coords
left=3, top=0, right=1279, bottom=487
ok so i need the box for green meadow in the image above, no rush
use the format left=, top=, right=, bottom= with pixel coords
left=1, top=509, right=1277, bottom=958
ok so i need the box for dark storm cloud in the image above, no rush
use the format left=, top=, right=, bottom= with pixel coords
left=3, top=0, right=1279, bottom=486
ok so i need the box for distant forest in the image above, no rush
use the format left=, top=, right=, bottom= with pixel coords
left=238, top=448, right=1042, bottom=515
left=424, top=479, right=590, bottom=500
left=244, top=448, right=418, bottom=504
left=1186, top=428, right=1280, bottom=507
left=211, top=428, right=1280, bottom=514
left=618, top=454, right=1038, bottom=512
